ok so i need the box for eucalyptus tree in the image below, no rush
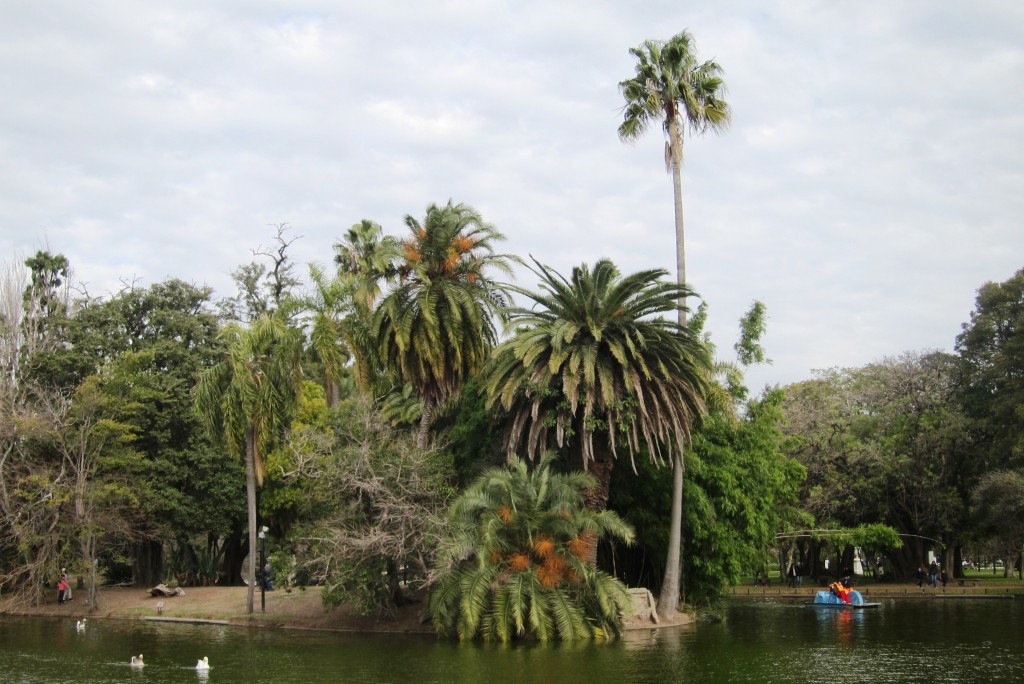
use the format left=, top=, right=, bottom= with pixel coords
left=375, top=201, right=517, bottom=447
left=618, top=29, right=730, bottom=617
left=193, top=313, right=304, bottom=613
left=429, top=456, right=634, bottom=641
left=484, top=259, right=710, bottom=529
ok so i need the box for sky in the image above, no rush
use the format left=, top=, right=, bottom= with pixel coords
left=2, top=0, right=1021, bottom=392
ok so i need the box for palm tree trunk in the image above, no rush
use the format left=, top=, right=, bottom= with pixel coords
left=245, top=426, right=257, bottom=615
left=416, top=399, right=434, bottom=449
left=659, top=125, right=686, bottom=619
left=582, top=437, right=615, bottom=566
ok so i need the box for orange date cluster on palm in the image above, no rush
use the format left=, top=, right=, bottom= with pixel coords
left=492, top=533, right=596, bottom=588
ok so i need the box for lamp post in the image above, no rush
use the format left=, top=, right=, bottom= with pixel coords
left=258, top=526, right=268, bottom=614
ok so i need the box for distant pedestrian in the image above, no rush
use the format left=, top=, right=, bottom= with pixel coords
left=929, top=561, right=939, bottom=587
left=787, top=564, right=796, bottom=588
left=940, top=568, right=948, bottom=588
left=916, top=565, right=926, bottom=588
left=795, top=562, right=804, bottom=588
left=61, top=569, right=71, bottom=601
left=57, top=575, right=69, bottom=605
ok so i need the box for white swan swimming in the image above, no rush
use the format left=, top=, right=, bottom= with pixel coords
left=130, top=654, right=145, bottom=668
left=76, top=618, right=86, bottom=631
left=196, top=656, right=210, bottom=670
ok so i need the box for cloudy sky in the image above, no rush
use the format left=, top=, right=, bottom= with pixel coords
left=2, top=0, right=1021, bottom=391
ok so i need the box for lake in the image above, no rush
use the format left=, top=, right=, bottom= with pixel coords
left=2, top=597, right=1021, bottom=683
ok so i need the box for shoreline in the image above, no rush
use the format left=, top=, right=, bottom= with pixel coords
left=0, top=585, right=436, bottom=635
left=0, top=584, right=691, bottom=634
left=729, top=581, right=1024, bottom=601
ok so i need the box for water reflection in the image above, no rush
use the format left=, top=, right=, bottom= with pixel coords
left=2, top=600, right=1023, bottom=683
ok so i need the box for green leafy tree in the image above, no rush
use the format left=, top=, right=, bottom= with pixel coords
left=429, top=456, right=634, bottom=641
left=375, top=201, right=517, bottom=446
left=485, top=259, right=710, bottom=522
left=956, top=268, right=1024, bottom=471
left=971, top=470, right=1024, bottom=578
left=681, top=389, right=803, bottom=602
left=783, top=352, right=969, bottom=578
left=618, top=29, right=730, bottom=617
left=193, top=313, right=304, bottom=613
left=56, top=279, right=237, bottom=585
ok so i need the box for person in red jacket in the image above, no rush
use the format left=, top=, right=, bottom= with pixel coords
left=828, top=580, right=852, bottom=604
left=57, top=575, right=69, bottom=605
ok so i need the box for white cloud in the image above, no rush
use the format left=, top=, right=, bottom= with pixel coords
left=0, top=0, right=1021, bottom=390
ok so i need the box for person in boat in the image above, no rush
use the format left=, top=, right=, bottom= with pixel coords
left=828, top=580, right=852, bottom=604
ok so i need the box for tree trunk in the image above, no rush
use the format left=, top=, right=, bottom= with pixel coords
left=245, top=426, right=257, bottom=614
left=133, top=541, right=163, bottom=587
left=658, top=452, right=685, bottom=618
left=582, top=437, right=616, bottom=566
left=416, top=399, right=434, bottom=449
left=659, top=124, right=687, bottom=620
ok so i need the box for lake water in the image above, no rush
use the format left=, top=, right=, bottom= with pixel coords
left=2, top=598, right=1021, bottom=683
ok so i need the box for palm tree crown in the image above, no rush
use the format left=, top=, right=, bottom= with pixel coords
left=193, top=313, right=304, bottom=613
left=375, top=201, right=517, bottom=445
left=618, top=30, right=730, bottom=165
left=485, top=259, right=711, bottom=506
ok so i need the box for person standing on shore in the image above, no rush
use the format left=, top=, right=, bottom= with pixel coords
left=61, top=569, right=71, bottom=601
left=57, top=574, right=68, bottom=605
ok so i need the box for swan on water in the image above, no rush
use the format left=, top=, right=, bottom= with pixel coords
left=76, top=618, right=86, bottom=631
left=130, top=654, right=145, bottom=668
left=196, top=656, right=210, bottom=670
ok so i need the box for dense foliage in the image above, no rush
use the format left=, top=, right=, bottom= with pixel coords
left=429, top=457, right=634, bottom=640
left=2, top=237, right=1020, bottom=626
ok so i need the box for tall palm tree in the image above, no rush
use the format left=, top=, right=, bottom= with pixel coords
left=375, top=201, right=517, bottom=447
left=333, top=220, right=400, bottom=395
left=429, top=455, right=635, bottom=641
left=193, top=313, right=304, bottom=613
left=306, top=263, right=350, bottom=407
left=334, top=219, right=399, bottom=313
left=618, top=29, right=730, bottom=618
left=484, top=258, right=710, bottom=528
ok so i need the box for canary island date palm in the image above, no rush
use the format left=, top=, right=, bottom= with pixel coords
left=618, top=29, right=729, bottom=618
left=484, top=259, right=710, bottom=532
left=375, top=201, right=517, bottom=447
left=193, top=313, right=304, bottom=613
left=428, top=455, right=635, bottom=641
